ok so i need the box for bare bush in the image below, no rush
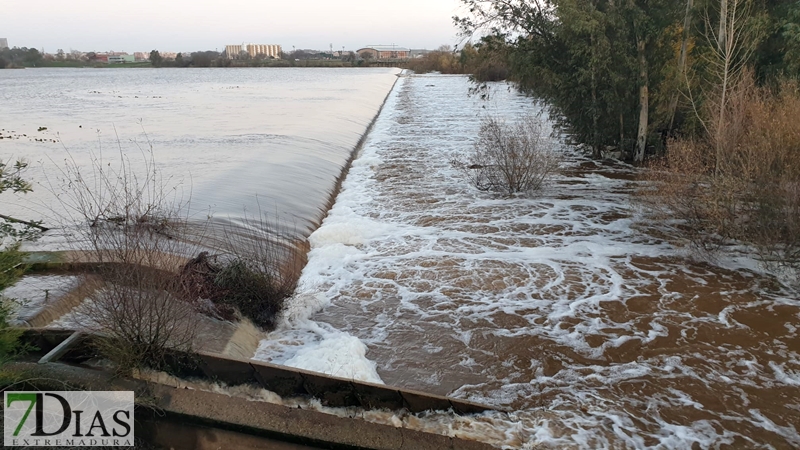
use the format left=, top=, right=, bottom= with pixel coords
left=46, top=135, right=205, bottom=373
left=456, top=115, right=559, bottom=195
left=46, top=131, right=305, bottom=370
left=77, top=267, right=199, bottom=375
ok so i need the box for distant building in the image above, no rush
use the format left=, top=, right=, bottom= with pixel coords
left=133, top=52, right=148, bottom=61
left=357, top=45, right=410, bottom=60
left=410, top=49, right=431, bottom=59
left=108, top=55, right=136, bottom=64
left=225, top=44, right=281, bottom=59
left=0, top=38, right=8, bottom=50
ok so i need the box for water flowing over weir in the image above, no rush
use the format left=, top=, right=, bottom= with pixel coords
left=0, top=68, right=401, bottom=243
left=256, top=74, right=800, bottom=448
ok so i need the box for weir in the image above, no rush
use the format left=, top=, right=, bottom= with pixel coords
left=8, top=70, right=407, bottom=359
left=1, top=71, right=508, bottom=448
left=15, top=329, right=500, bottom=449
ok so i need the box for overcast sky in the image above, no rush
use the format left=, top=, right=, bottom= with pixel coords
left=3, top=0, right=466, bottom=53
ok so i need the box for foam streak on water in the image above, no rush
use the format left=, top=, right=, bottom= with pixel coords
left=255, top=75, right=800, bottom=448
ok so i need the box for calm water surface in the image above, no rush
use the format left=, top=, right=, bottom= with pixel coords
left=0, top=67, right=399, bottom=238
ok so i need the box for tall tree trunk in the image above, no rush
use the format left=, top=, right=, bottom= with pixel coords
left=634, top=38, right=649, bottom=162
left=667, top=0, right=694, bottom=131
left=718, top=0, right=728, bottom=52
left=716, top=0, right=737, bottom=175
left=591, top=34, right=601, bottom=158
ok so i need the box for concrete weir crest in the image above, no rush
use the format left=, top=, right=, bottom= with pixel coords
left=22, top=329, right=501, bottom=449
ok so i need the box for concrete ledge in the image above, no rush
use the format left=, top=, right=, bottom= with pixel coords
left=198, top=352, right=499, bottom=415
left=3, top=362, right=497, bottom=450
left=17, top=330, right=500, bottom=417
left=20, top=330, right=500, bottom=417
left=244, top=355, right=498, bottom=415
left=399, top=389, right=453, bottom=413
left=252, top=361, right=306, bottom=397
left=353, top=382, right=405, bottom=410
left=198, top=352, right=256, bottom=386
left=21, top=328, right=75, bottom=354
left=153, top=384, right=493, bottom=450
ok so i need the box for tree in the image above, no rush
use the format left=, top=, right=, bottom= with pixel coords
left=0, top=160, right=32, bottom=196
left=703, top=0, right=760, bottom=174
left=666, top=0, right=695, bottom=132
left=784, top=4, right=800, bottom=77
left=455, top=0, right=689, bottom=161
left=190, top=51, right=219, bottom=67
left=149, top=49, right=163, bottom=67
left=21, top=48, right=42, bottom=66
left=0, top=160, right=42, bottom=240
left=1, top=161, right=35, bottom=367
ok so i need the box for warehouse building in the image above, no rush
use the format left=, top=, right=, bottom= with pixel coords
left=356, top=45, right=410, bottom=60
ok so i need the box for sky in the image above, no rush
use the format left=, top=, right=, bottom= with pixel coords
left=3, top=0, right=466, bottom=54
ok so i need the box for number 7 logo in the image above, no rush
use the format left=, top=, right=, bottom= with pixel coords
left=6, top=393, right=38, bottom=437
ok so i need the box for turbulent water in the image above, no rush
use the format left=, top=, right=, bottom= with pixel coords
left=0, top=67, right=399, bottom=238
left=255, top=74, right=800, bottom=448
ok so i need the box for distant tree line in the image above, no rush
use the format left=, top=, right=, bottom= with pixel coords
left=404, top=40, right=510, bottom=81
left=0, top=47, right=43, bottom=68
left=147, top=50, right=230, bottom=68
left=1, top=47, right=366, bottom=69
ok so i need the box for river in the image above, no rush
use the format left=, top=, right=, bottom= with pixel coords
left=0, top=67, right=400, bottom=240
left=3, top=68, right=799, bottom=448
left=254, top=74, right=800, bottom=449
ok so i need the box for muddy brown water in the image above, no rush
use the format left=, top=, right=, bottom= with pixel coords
left=274, top=75, right=800, bottom=448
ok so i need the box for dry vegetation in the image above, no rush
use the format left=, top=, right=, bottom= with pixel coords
left=642, top=74, right=800, bottom=273
left=455, top=115, right=560, bottom=195
left=47, top=139, right=302, bottom=373
left=179, top=212, right=304, bottom=330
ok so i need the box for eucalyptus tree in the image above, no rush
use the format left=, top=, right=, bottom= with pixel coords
left=455, top=0, right=685, bottom=161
